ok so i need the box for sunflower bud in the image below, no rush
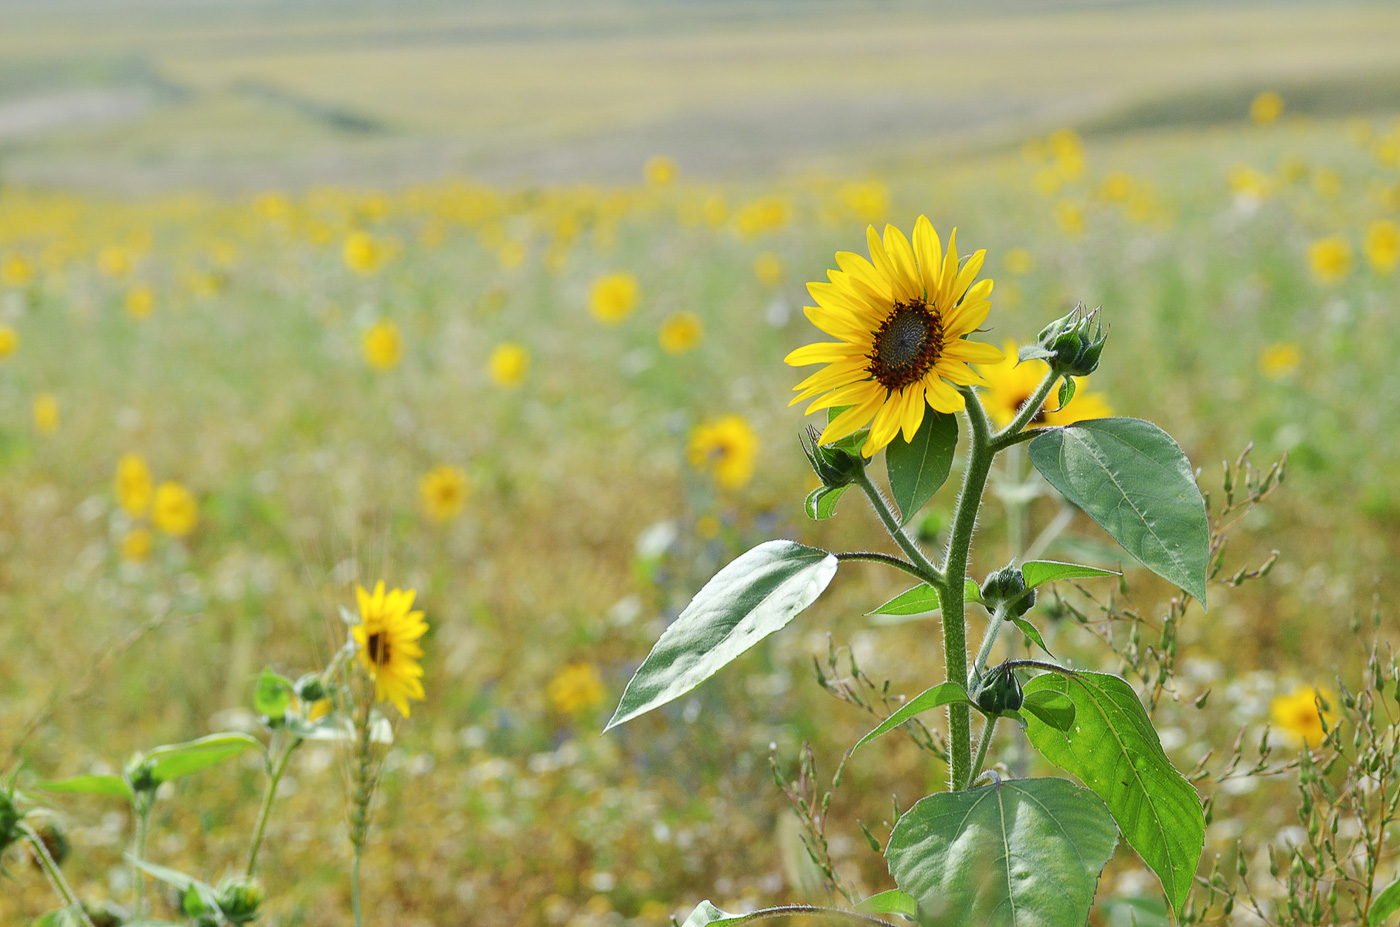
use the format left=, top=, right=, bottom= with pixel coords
left=0, top=784, right=23, bottom=856
left=27, top=819, right=70, bottom=870
left=799, top=426, right=865, bottom=489
left=124, top=754, right=159, bottom=795
left=974, top=662, right=1025, bottom=715
left=294, top=673, right=327, bottom=704
left=1024, top=305, right=1107, bottom=376
left=216, top=878, right=264, bottom=925
left=980, top=564, right=1036, bottom=619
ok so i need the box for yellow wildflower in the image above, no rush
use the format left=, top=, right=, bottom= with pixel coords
left=419, top=465, right=470, bottom=522
left=1054, top=201, right=1084, bottom=238
left=125, top=285, right=154, bottom=320
left=590, top=272, right=639, bottom=324
left=1259, top=342, right=1301, bottom=380
left=362, top=320, right=403, bottom=370
left=33, top=394, right=59, bottom=435
left=658, top=312, right=703, bottom=355
left=97, top=246, right=131, bottom=279
left=644, top=155, right=678, bottom=187
left=115, top=454, right=153, bottom=517
left=1270, top=687, right=1334, bottom=747
left=152, top=482, right=198, bottom=537
left=352, top=582, right=427, bottom=718
left=687, top=415, right=759, bottom=490
left=1308, top=236, right=1352, bottom=284
left=1250, top=91, right=1284, bottom=126
left=122, top=528, right=153, bottom=563
left=839, top=181, right=889, bottom=223
left=1364, top=219, right=1399, bottom=273
left=547, top=662, right=606, bottom=716
left=753, top=252, right=783, bottom=287
left=0, top=326, right=18, bottom=360
left=488, top=342, right=529, bottom=388
left=1, top=254, right=33, bottom=288
left=978, top=341, right=1111, bottom=429
left=343, top=231, right=389, bottom=275
left=1003, top=248, right=1035, bottom=276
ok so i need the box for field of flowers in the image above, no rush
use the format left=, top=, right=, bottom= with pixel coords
left=2, top=9, right=1400, bottom=923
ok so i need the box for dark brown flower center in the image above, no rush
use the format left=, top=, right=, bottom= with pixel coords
left=867, top=300, right=945, bottom=391
left=366, top=632, right=390, bottom=667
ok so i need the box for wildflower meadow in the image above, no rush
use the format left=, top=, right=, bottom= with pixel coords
left=2, top=2, right=1400, bottom=926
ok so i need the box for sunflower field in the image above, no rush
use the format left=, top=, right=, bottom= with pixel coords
left=2, top=3, right=1400, bottom=926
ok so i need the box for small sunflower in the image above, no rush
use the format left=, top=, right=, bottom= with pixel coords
left=786, top=217, right=1003, bottom=456
left=352, top=582, right=427, bottom=718
left=979, top=340, right=1112, bottom=429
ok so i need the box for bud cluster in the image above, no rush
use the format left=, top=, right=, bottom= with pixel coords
left=799, top=426, right=865, bottom=489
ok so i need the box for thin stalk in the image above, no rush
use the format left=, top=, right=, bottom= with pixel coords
left=132, top=800, right=152, bottom=918
left=349, top=696, right=375, bottom=927
left=989, top=372, right=1062, bottom=452
left=352, top=850, right=363, bottom=927
left=938, top=388, right=996, bottom=791
left=853, top=470, right=945, bottom=590
left=971, top=603, right=1009, bottom=686
left=245, top=735, right=300, bottom=879
left=966, top=716, right=999, bottom=789
left=697, top=906, right=896, bottom=926
left=834, top=550, right=931, bottom=584
left=1003, top=444, right=1028, bottom=563
left=24, top=824, right=98, bottom=927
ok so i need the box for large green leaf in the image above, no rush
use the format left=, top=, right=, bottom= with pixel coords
left=852, top=682, right=971, bottom=752
left=1369, top=878, right=1400, bottom=925
left=868, top=583, right=940, bottom=617
left=36, top=774, right=132, bottom=799
left=887, top=411, right=957, bottom=525
left=1028, top=418, right=1209, bottom=605
left=606, top=541, right=838, bottom=731
left=1023, top=672, right=1204, bottom=917
left=146, top=732, right=262, bottom=783
left=886, top=776, right=1119, bottom=927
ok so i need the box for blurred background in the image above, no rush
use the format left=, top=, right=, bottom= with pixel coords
left=1, top=1, right=1398, bottom=925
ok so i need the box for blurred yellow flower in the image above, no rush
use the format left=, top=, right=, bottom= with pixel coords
left=589, top=272, right=639, bottom=324
left=419, top=465, right=470, bottom=522
left=488, top=342, right=529, bottom=387
left=1250, top=91, right=1284, bottom=127
left=1228, top=164, right=1272, bottom=201
left=32, top=394, right=59, bottom=435
left=115, top=454, right=153, bottom=517
left=547, top=662, right=607, bottom=716
left=0, top=325, right=18, bottom=359
left=352, top=581, right=427, bottom=718
left=497, top=240, right=526, bottom=270
left=787, top=218, right=1002, bottom=457
left=1003, top=247, right=1035, bottom=275
left=658, top=312, right=703, bottom=355
left=979, top=341, right=1111, bottom=429
left=1, top=253, right=34, bottom=287
left=644, top=155, right=678, bottom=187
left=734, top=195, right=792, bottom=238
left=1270, top=687, right=1334, bottom=747
left=97, top=246, right=131, bottom=279
left=362, top=319, right=403, bottom=370
left=122, top=528, right=153, bottom=563
left=125, top=285, right=155, bottom=320
left=1048, top=128, right=1085, bottom=180
left=152, top=481, right=198, bottom=537
left=839, top=180, right=889, bottom=223
left=1308, top=236, right=1352, bottom=284
left=753, top=251, right=783, bottom=287
left=1259, top=342, right=1301, bottom=380
left=1364, top=219, right=1399, bottom=273
left=1054, top=201, right=1084, bottom=237
left=343, top=231, right=389, bottom=275
left=688, top=415, right=759, bottom=490
left=1099, top=171, right=1134, bottom=202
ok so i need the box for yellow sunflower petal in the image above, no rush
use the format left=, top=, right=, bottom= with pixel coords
left=926, top=377, right=966, bottom=413
left=952, top=249, right=987, bottom=303
left=899, top=384, right=928, bottom=442
left=864, top=393, right=904, bottom=453
left=882, top=224, right=921, bottom=302
left=803, top=305, right=877, bottom=343
left=864, top=226, right=902, bottom=294
left=913, top=215, right=943, bottom=299
left=944, top=299, right=991, bottom=338
left=785, top=341, right=863, bottom=366
left=818, top=387, right=884, bottom=446
left=939, top=228, right=960, bottom=306
left=805, top=379, right=879, bottom=414
left=834, top=251, right=893, bottom=303
left=943, top=340, right=1004, bottom=365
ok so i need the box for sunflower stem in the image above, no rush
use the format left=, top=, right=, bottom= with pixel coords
left=852, top=469, right=944, bottom=590
left=989, top=371, right=1064, bottom=452
left=965, top=715, right=999, bottom=790
left=971, top=602, right=1009, bottom=688
left=24, top=823, right=98, bottom=927
left=132, top=798, right=152, bottom=918
left=245, top=733, right=300, bottom=879
left=939, top=387, right=996, bottom=791
left=834, top=550, right=934, bottom=585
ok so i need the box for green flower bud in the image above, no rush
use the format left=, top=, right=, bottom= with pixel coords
left=27, top=819, right=70, bottom=870
left=0, top=783, right=23, bottom=856
left=979, top=564, right=1036, bottom=619
left=799, top=426, right=865, bottom=489
left=974, top=662, right=1025, bottom=715
left=1026, top=305, right=1108, bottom=377
left=216, top=878, right=264, bottom=925
left=294, top=673, right=327, bottom=704
left=124, top=754, right=160, bottom=795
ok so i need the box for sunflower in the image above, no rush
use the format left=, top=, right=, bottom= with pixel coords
left=978, top=340, right=1112, bottom=429
left=352, top=582, right=427, bottom=718
left=786, top=217, right=1003, bottom=456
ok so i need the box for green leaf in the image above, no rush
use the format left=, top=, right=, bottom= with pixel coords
left=1369, top=878, right=1400, bottom=925
left=129, top=857, right=221, bottom=913
left=35, top=775, right=132, bottom=799
left=1058, top=376, right=1077, bottom=409
left=1100, top=895, right=1171, bottom=927
left=853, top=682, right=971, bottom=752
left=679, top=902, right=814, bottom=926
left=965, top=579, right=983, bottom=604
left=868, top=583, right=940, bottom=617
left=1009, top=616, right=1053, bottom=657
left=606, top=540, right=838, bottom=731
left=254, top=669, right=294, bottom=720
left=145, top=732, right=262, bottom=783
left=886, top=776, right=1119, bottom=927
left=1021, top=689, right=1075, bottom=730
left=804, top=485, right=848, bottom=520
left=1028, top=418, right=1209, bottom=605
left=1020, top=559, right=1119, bottom=589
left=856, top=889, right=919, bottom=917
left=887, top=411, right=957, bottom=525
left=1023, top=671, right=1204, bottom=917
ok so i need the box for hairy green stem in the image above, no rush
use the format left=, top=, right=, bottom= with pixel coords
left=971, top=603, right=1009, bottom=687
left=245, top=735, right=300, bottom=879
left=349, top=696, right=375, bottom=927
left=989, top=371, right=1063, bottom=452
left=966, top=715, right=999, bottom=789
left=24, top=824, right=98, bottom=927
left=834, top=550, right=932, bottom=584
left=132, top=800, right=151, bottom=918
left=853, top=469, right=945, bottom=590
left=939, top=388, right=996, bottom=791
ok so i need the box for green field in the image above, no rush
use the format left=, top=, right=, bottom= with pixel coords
left=1, top=2, right=1399, bottom=925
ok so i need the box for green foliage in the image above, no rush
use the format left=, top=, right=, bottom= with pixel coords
left=804, top=484, right=848, bottom=520
left=1020, top=689, right=1074, bottom=731
left=253, top=670, right=294, bottom=721
left=145, top=733, right=263, bottom=784
left=852, top=682, right=971, bottom=752
left=1018, top=560, right=1118, bottom=588
left=1371, top=880, right=1400, bottom=925
left=855, top=890, right=918, bottom=916
left=1028, top=418, right=1209, bottom=604
left=1022, top=671, right=1204, bottom=916
left=885, top=777, right=1119, bottom=927
left=886, top=410, right=957, bottom=525
left=867, top=583, right=940, bottom=617
left=35, top=776, right=132, bottom=799
left=606, top=541, right=838, bottom=731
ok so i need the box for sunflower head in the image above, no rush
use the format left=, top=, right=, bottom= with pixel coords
left=786, top=217, right=1003, bottom=457
left=351, top=582, right=428, bottom=718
